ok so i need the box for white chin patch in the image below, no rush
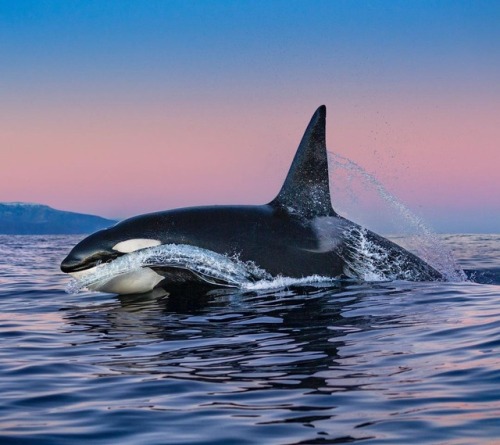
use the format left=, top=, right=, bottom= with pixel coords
left=112, top=238, right=162, bottom=253
left=70, top=267, right=164, bottom=295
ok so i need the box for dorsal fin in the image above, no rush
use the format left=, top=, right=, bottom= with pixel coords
left=270, top=105, right=336, bottom=218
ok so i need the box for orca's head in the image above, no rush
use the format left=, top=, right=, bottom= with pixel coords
left=60, top=224, right=162, bottom=276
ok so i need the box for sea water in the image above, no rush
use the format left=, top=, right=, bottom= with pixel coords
left=327, top=152, right=467, bottom=282
left=0, top=234, right=499, bottom=444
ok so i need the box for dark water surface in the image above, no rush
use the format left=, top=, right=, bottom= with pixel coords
left=0, top=235, right=499, bottom=444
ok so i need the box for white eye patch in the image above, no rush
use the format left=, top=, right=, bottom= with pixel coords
left=112, top=238, right=162, bottom=253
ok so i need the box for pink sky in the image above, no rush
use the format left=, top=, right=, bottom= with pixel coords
left=1, top=2, right=499, bottom=232
left=1, top=94, right=498, bottom=228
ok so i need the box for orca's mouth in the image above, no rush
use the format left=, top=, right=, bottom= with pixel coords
left=60, top=252, right=122, bottom=274
left=64, top=243, right=272, bottom=295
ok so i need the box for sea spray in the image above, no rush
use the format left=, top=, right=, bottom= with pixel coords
left=66, top=244, right=272, bottom=294
left=328, top=151, right=467, bottom=282
left=66, top=243, right=342, bottom=294
left=66, top=151, right=466, bottom=295
left=341, top=225, right=441, bottom=281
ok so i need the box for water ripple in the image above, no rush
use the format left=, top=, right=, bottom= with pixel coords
left=0, top=235, right=499, bottom=444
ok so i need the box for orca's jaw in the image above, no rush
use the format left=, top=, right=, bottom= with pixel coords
left=60, top=251, right=121, bottom=274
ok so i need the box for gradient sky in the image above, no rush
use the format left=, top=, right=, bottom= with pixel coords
left=1, top=0, right=499, bottom=233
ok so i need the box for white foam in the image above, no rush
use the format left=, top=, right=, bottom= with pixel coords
left=242, top=275, right=337, bottom=291
left=66, top=244, right=343, bottom=295
left=328, top=152, right=467, bottom=282
left=340, top=226, right=432, bottom=281
left=66, top=244, right=271, bottom=294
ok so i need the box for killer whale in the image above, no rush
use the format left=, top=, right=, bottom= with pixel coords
left=61, top=106, right=443, bottom=294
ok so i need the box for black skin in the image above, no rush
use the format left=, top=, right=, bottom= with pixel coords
left=60, top=202, right=443, bottom=287
left=61, top=204, right=345, bottom=279
left=61, top=105, right=444, bottom=289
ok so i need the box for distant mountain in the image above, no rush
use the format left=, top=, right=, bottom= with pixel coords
left=0, top=202, right=117, bottom=235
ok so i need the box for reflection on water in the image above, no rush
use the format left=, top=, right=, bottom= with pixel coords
left=61, top=281, right=463, bottom=388
left=67, top=287, right=341, bottom=384
left=1, top=235, right=500, bottom=445
left=60, top=280, right=500, bottom=442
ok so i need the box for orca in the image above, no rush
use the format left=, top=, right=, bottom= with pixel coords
left=61, top=106, right=443, bottom=294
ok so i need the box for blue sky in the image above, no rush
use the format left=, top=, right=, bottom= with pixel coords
left=1, top=1, right=499, bottom=233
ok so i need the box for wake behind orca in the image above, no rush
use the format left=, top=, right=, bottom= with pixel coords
left=61, top=106, right=443, bottom=294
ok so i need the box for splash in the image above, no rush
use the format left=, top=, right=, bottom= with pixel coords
left=341, top=226, right=398, bottom=281
left=341, top=225, right=440, bottom=281
left=66, top=244, right=343, bottom=295
left=242, top=275, right=338, bottom=291
left=66, top=152, right=467, bottom=295
left=328, top=152, right=467, bottom=282
left=66, top=244, right=271, bottom=294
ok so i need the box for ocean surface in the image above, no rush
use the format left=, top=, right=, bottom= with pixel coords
left=0, top=234, right=499, bottom=444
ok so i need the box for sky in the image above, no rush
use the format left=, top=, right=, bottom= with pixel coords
left=0, top=0, right=499, bottom=233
